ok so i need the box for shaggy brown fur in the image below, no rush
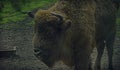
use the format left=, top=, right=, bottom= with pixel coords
left=94, top=0, right=119, bottom=70
left=32, top=0, right=96, bottom=70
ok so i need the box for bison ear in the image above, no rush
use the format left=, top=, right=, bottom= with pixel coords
left=27, top=11, right=34, bottom=18
left=63, top=20, right=71, bottom=30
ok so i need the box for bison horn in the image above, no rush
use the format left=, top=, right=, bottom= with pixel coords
left=21, top=11, right=34, bottom=18
left=51, top=12, right=63, bottom=22
left=27, top=11, right=34, bottom=18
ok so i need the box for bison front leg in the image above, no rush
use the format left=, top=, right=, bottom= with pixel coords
left=106, top=30, right=116, bottom=70
left=106, top=41, right=114, bottom=70
left=73, top=40, right=93, bottom=70
left=94, top=41, right=105, bottom=70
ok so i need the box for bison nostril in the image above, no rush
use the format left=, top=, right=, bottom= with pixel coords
left=34, top=48, right=43, bottom=55
left=34, top=49, right=39, bottom=52
left=34, top=48, right=51, bottom=58
left=34, top=48, right=42, bottom=52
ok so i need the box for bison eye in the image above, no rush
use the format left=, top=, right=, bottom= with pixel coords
left=47, top=22, right=54, bottom=26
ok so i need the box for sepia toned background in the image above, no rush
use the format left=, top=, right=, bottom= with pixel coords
left=0, top=0, right=120, bottom=70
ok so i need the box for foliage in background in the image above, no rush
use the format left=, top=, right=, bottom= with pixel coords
left=0, top=0, right=57, bottom=24
left=0, top=0, right=120, bottom=36
left=117, top=9, right=120, bottom=24
left=0, top=0, right=120, bottom=26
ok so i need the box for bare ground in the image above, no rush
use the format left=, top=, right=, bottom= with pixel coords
left=0, top=18, right=120, bottom=70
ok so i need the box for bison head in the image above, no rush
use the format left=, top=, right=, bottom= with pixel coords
left=28, top=10, right=71, bottom=67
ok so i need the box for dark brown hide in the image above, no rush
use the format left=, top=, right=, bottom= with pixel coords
left=33, top=0, right=96, bottom=70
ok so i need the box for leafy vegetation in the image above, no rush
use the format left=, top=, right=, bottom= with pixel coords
left=117, top=9, right=120, bottom=24
left=0, top=0, right=57, bottom=24
left=0, top=0, right=120, bottom=28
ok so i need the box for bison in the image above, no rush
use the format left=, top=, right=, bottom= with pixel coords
left=94, top=0, right=119, bottom=70
left=29, top=0, right=96, bottom=70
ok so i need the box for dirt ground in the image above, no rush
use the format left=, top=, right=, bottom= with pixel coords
left=0, top=17, right=120, bottom=70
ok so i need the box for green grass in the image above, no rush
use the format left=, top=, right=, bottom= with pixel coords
left=116, top=17, right=120, bottom=24
left=0, top=0, right=57, bottom=24
left=116, top=17, right=120, bottom=36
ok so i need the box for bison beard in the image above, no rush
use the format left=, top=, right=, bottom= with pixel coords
left=31, top=0, right=96, bottom=70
